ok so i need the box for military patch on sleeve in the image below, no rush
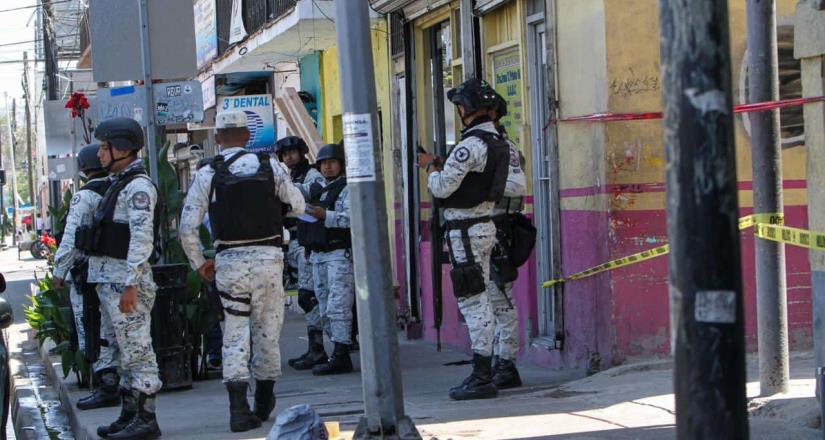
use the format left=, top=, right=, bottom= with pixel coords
left=452, top=147, right=471, bottom=163
left=509, top=148, right=521, bottom=168
left=70, top=194, right=81, bottom=206
left=130, top=191, right=151, bottom=211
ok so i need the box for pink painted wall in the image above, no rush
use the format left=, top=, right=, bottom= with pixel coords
left=392, top=188, right=812, bottom=371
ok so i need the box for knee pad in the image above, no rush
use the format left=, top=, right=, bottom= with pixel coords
left=298, top=289, right=318, bottom=313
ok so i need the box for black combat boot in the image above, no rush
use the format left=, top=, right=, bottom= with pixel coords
left=226, top=381, right=262, bottom=432
left=77, top=368, right=120, bottom=410
left=493, top=358, right=523, bottom=390
left=108, top=391, right=161, bottom=440
left=312, top=342, right=354, bottom=376
left=292, top=329, right=328, bottom=371
left=253, top=380, right=276, bottom=421
left=287, top=327, right=313, bottom=367
left=448, top=353, right=498, bottom=401
left=97, top=388, right=137, bottom=438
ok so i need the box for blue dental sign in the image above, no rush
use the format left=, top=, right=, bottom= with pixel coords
left=220, top=94, right=276, bottom=152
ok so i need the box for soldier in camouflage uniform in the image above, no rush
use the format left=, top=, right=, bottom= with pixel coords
left=300, top=143, right=355, bottom=376
left=488, top=93, right=528, bottom=389
left=86, top=118, right=162, bottom=440
left=274, top=136, right=328, bottom=371
left=52, top=143, right=121, bottom=411
left=179, top=111, right=306, bottom=433
left=418, top=78, right=510, bottom=401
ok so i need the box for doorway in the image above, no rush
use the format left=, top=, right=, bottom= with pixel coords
left=527, top=9, right=563, bottom=348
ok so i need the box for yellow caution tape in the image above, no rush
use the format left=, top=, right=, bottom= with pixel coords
left=755, top=223, right=825, bottom=251
left=285, top=289, right=298, bottom=298
left=542, top=212, right=785, bottom=289
left=543, top=244, right=670, bottom=288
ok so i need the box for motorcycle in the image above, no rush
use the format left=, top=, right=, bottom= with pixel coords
left=30, top=234, right=55, bottom=260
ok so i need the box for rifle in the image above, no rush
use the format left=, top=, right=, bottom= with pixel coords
left=71, top=261, right=101, bottom=364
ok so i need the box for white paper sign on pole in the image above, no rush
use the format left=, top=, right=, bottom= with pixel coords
left=342, top=113, right=377, bottom=182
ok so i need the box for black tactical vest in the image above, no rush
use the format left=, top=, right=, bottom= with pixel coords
left=82, top=166, right=159, bottom=260
left=297, top=177, right=351, bottom=252
left=436, top=129, right=510, bottom=209
left=208, top=151, right=283, bottom=243
left=57, top=179, right=111, bottom=248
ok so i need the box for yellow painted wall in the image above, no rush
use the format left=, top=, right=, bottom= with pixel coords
left=581, top=0, right=807, bottom=213
left=556, top=0, right=609, bottom=212
left=318, top=20, right=398, bottom=277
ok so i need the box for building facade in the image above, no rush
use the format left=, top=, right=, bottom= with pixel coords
left=375, top=0, right=812, bottom=371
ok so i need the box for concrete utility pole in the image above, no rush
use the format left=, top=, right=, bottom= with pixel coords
left=138, top=0, right=160, bottom=184
left=5, top=94, right=19, bottom=245
left=23, top=52, right=35, bottom=208
left=746, top=0, right=789, bottom=396
left=657, top=1, right=749, bottom=439
left=42, top=0, right=60, bottom=221
left=333, top=2, right=421, bottom=439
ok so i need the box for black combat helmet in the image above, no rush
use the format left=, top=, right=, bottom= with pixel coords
left=274, top=136, right=309, bottom=159
left=315, top=143, right=345, bottom=165
left=77, top=143, right=105, bottom=176
left=447, top=78, right=498, bottom=114
left=492, top=92, right=508, bottom=119
left=94, top=117, right=144, bottom=151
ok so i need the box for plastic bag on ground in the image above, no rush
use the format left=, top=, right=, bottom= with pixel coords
left=267, top=404, right=329, bottom=440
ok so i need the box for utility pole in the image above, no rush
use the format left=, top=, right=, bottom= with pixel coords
left=334, top=2, right=421, bottom=439
left=5, top=94, right=19, bottom=246
left=0, top=111, right=5, bottom=246
left=657, top=1, right=749, bottom=439
left=23, top=52, right=35, bottom=209
left=42, top=0, right=59, bottom=224
left=138, top=0, right=160, bottom=184
left=746, top=0, right=789, bottom=396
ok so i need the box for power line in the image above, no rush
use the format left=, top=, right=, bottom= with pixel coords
left=0, top=34, right=78, bottom=48
left=0, top=0, right=74, bottom=14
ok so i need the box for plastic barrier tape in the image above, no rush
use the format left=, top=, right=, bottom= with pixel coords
left=541, top=213, right=785, bottom=288
left=755, top=224, right=825, bottom=251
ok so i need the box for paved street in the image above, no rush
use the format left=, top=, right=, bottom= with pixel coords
left=0, top=244, right=817, bottom=440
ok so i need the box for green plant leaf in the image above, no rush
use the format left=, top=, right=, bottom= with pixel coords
left=61, top=350, right=72, bottom=378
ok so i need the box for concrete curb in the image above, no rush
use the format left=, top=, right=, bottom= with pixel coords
left=8, top=331, right=50, bottom=440
left=37, top=338, right=94, bottom=440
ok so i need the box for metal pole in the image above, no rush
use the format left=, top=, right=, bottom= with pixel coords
left=138, top=0, right=160, bottom=184
left=69, top=74, right=79, bottom=189
left=657, top=1, right=749, bottom=439
left=5, top=94, right=19, bottom=246
left=746, top=0, right=789, bottom=396
left=459, top=0, right=476, bottom=80
left=333, top=2, right=421, bottom=439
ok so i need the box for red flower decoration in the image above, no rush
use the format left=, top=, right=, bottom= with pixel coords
left=65, top=92, right=94, bottom=144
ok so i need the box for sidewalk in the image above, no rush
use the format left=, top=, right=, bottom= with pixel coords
left=40, top=311, right=822, bottom=440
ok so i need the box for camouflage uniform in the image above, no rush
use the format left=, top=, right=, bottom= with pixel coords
left=87, top=160, right=162, bottom=395
left=179, top=147, right=306, bottom=383
left=428, top=121, right=499, bottom=357
left=490, top=140, right=527, bottom=361
left=309, top=178, right=354, bottom=345
left=286, top=166, right=325, bottom=329
left=53, top=177, right=119, bottom=373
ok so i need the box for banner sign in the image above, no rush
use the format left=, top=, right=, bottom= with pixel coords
left=229, top=0, right=248, bottom=44
left=220, top=94, right=276, bottom=152
left=492, top=48, right=524, bottom=150
left=194, top=0, right=218, bottom=69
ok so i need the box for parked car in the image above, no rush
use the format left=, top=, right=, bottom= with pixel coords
left=0, top=273, right=12, bottom=440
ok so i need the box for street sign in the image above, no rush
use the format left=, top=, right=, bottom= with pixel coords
left=154, top=81, right=205, bottom=126
left=89, top=0, right=197, bottom=82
